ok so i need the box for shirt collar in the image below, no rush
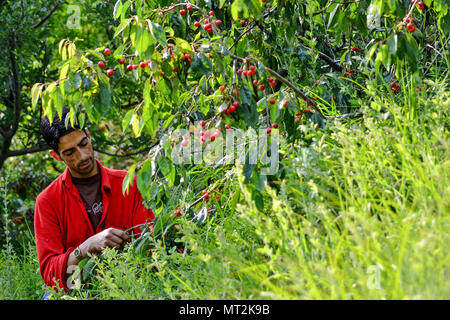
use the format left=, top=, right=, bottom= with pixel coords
left=61, top=158, right=111, bottom=193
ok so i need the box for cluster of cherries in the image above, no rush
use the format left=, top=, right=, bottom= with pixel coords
left=179, top=6, right=222, bottom=35
left=97, top=48, right=115, bottom=76
left=97, top=47, right=154, bottom=76
left=390, top=81, right=400, bottom=93
left=405, top=0, right=425, bottom=32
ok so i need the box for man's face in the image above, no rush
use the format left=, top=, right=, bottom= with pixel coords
left=55, top=130, right=97, bottom=178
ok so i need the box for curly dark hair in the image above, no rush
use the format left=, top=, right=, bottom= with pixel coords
left=40, top=107, right=86, bottom=153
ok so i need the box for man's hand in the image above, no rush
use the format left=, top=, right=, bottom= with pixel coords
left=82, top=227, right=130, bottom=255
left=66, top=228, right=130, bottom=289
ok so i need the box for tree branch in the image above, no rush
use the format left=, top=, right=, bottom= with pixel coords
left=0, top=34, right=22, bottom=169
left=6, top=34, right=21, bottom=139
left=93, top=145, right=156, bottom=158
left=121, top=98, right=143, bottom=109
left=4, top=144, right=49, bottom=157
left=32, top=1, right=63, bottom=29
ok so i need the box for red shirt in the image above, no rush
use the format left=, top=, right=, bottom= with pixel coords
left=34, top=159, right=154, bottom=292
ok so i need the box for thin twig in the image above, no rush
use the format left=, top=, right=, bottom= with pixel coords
left=32, top=1, right=63, bottom=29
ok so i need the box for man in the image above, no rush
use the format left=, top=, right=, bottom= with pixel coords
left=35, top=107, right=154, bottom=294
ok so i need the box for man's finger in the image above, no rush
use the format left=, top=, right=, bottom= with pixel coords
left=105, top=234, right=124, bottom=247
left=109, top=228, right=130, bottom=242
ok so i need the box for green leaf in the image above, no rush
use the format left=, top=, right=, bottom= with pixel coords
left=158, top=157, right=175, bottom=187
left=367, top=0, right=381, bottom=29
left=143, top=102, right=159, bottom=137
left=113, top=0, right=122, bottom=20
left=256, top=96, right=267, bottom=112
left=251, top=189, right=264, bottom=211
left=54, top=85, right=64, bottom=119
left=99, top=85, right=111, bottom=112
left=60, top=61, right=70, bottom=79
left=231, top=0, right=246, bottom=20
left=122, top=109, right=134, bottom=132
left=122, top=164, right=136, bottom=195
left=148, top=20, right=167, bottom=46
left=114, top=18, right=131, bottom=38
left=136, top=159, right=152, bottom=196
left=81, top=258, right=96, bottom=283
left=388, top=34, right=398, bottom=55
left=31, top=83, right=43, bottom=110
left=190, top=53, right=213, bottom=79
left=175, top=37, right=193, bottom=54
left=134, top=25, right=154, bottom=57
left=131, top=112, right=142, bottom=137
left=121, top=0, right=131, bottom=21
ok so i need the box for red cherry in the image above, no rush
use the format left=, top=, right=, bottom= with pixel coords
left=219, top=85, right=226, bottom=91
left=225, top=124, right=231, bottom=130
left=98, top=61, right=105, bottom=68
left=200, top=120, right=206, bottom=127
left=206, top=28, right=213, bottom=34
left=187, top=4, right=193, bottom=11
left=194, top=21, right=200, bottom=27
left=181, top=139, right=189, bottom=147
left=267, top=77, right=274, bottom=82
left=232, top=101, right=239, bottom=108
left=104, top=48, right=111, bottom=55
left=417, top=1, right=425, bottom=10
left=352, top=47, right=360, bottom=52
left=407, top=23, right=416, bottom=32
left=140, top=61, right=148, bottom=68
left=126, top=64, right=133, bottom=71
left=210, top=135, right=215, bottom=142
left=209, top=10, right=214, bottom=16
left=240, top=20, right=246, bottom=26
left=229, top=105, right=236, bottom=112
left=258, top=84, right=265, bottom=91
left=272, top=123, right=278, bottom=129
left=119, top=57, right=126, bottom=64
left=253, top=79, right=258, bottom=86
left=237, top=69, right=243, bottom=75
left=204, top=23, right=212, bottom=29
left=269, top=98, right=275, bottom=104
left=266, top=128, right=272, bottom=134
left=173, top=66, right=179, bottom=72
left=133, top=64, right=139, bottom=70
left=215, top=20, right=222, bottom=25
left=180, top=9, right=186, bottom=15
left=107, top=69, right=114, bottom=76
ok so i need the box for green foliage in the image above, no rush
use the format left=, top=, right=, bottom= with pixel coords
left=1, top=0, right=449, bottom=300
left=57, top=74, right=449, bottom=300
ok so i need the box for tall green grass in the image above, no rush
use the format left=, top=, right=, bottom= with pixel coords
left=2, top=74, right=448, bottom=300
left=0, top=172, right=43, bottom=300
left=63, top=75, right=449, bottom=300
